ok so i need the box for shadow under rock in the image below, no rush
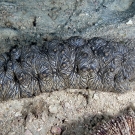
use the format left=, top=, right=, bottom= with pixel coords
left=61, top=113, right=113, bottom=135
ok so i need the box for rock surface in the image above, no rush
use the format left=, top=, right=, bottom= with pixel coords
left=0, top=0, right=135, bottom=135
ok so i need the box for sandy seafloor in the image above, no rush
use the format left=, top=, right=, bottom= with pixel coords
left=1, top=0, right=135, bottom=134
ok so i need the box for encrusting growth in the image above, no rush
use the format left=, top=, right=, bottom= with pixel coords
left=91, top=108, right=135, bottom=135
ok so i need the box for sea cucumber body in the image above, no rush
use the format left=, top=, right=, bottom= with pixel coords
left=0, top=36, right=135, bottom=100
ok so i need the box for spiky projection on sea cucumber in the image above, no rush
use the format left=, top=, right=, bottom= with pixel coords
left=0, top=36, right=135, bottom=100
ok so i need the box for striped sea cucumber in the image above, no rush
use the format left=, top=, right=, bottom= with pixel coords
left=0, top=36, right=135, bottom=100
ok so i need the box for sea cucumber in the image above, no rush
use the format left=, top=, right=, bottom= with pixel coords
left=0, top=36, right=135, bottom=100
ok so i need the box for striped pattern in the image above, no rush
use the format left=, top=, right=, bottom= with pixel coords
left=0, top=36, right=135, bottom=100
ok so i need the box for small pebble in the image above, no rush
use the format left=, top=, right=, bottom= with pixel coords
left=51, top=126, right=62, bottom=135
left=24, top=130, right=33, bottom=135
left=93, top=93, right=99, bottom=100
left=49, top=105, right=58, bottom=114
left=15, top=112, right=22, bottom=117
left=126, top=20, right=133, bottom=25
